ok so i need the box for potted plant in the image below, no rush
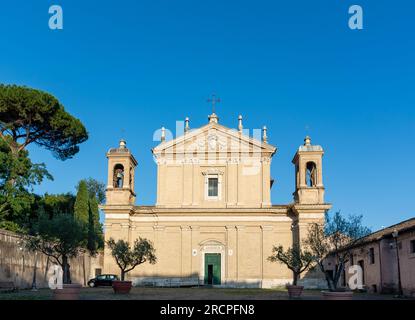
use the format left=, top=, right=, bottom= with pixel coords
left=305, top=212, right=371, bottom=300
left=268, top=245, right=314, bottom=298
left=107, top=237, right=157, bottom=294
left=26, top=213, right=86, bottom=300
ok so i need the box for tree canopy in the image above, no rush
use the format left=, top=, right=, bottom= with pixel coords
left=37, top=193, right=75, bottom=218
left=305, top=211, right=371, bottom=291
left=107, top=238, right=157, bottom=281
left=76, top=177, right=106, bottom=204
left=0, top=84, right=88, bottom=232
left=0, top=137, right=53, bottom=231
left=0, top=84, right=88, bottom=160
left=268, top=245, right=314, bottom=286
left=26, top=213, right=86, bottom=284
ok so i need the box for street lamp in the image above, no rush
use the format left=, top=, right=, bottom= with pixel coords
left=392, top=229, right=403, bottom=297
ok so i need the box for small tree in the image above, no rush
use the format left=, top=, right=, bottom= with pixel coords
left=268, top=245, right=314, bottom=286
left=26, top=213, right=85, bottom=284
left=107, top=238, right=157, bottom=281
left=305, top=212, right=371, bottom=291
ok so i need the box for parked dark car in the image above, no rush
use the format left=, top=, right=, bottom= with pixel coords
left=88, top=274, right=119, bottom=288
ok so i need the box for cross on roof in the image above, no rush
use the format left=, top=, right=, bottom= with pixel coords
left=207, top=93, right=220, bottom=114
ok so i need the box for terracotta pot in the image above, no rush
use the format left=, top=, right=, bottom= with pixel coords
left=322, top=291, right=354, bottom=300
left=53, top=284, right=82, bottom=300
left=112, top=281, right=132, bottom=294
left=286, top=285, right=304, bottom=298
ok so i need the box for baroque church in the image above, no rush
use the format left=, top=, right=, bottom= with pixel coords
left=102, top=110, right=331, bottom=288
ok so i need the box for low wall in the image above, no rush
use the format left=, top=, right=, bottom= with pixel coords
left=0, top=229, right=103, bottom=289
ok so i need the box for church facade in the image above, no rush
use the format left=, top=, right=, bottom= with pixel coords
left=102, top=112, right=331, bottom=288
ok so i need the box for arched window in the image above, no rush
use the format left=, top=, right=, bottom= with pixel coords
left=306, top=162, right=317, bottom=187
left=113, top=164, right=124, bottom=188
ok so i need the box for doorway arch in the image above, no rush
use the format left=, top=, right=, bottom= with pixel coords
left=199, top=240, right=226, bottom=285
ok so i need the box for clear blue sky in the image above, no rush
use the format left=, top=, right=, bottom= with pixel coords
left=0, top=0, right=414, bottom=231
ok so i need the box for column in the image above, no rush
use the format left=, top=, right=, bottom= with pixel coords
left=190, top=226, right=201, bottom=278
left=156, top=159, right=166, bottom=206
left=237, top=162, right=243, bottom=206
left=192, top=159, right=200, bottom=206
left=261, top=157, right=271, bottom=207
left=153, top=226, right=165, bottom=276
left=181, top=226, right=192, bottom=277
left=261, top=226, right=274, bottom=284
left=227, top=159, right=238, bottom=207
left=236, top=225, right=246, bottom=281
left=226, top=226, right=237, bottom=282
left=183, top=160, right=193, bottom=206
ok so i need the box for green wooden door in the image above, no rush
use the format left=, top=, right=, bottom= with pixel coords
left=204, top=254, right=221, bottom=285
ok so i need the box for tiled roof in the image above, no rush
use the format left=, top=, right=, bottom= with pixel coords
left=355, top=217, right=415, bottom=246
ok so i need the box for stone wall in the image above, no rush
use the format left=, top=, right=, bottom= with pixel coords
left=0, top=229, right=103, bottom=289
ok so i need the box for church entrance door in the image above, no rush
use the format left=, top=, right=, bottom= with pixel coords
left=204, top=253, right=221, bottom=285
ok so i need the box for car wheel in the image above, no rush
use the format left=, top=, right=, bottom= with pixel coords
left=89, top=282, right=95, bottom=288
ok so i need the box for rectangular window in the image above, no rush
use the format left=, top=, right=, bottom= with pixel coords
left=208, top=178, right=219, bottom=197
left=369, top=248, right=375, bottom=264
left=411, top=240, right=415, bottom=254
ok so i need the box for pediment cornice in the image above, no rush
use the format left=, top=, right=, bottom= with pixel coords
left=152, top=122, right=277, bottom=157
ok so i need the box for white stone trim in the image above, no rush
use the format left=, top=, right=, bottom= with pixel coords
left=105, top=214, right=130, bottom=219
left=298, top=213, right=325, bottom=219
left=204, top=173, right=222, bottom=201
left=127, top=216, right=293, bottom=222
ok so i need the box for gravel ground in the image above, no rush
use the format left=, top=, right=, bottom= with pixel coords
left=0, top=287, right=411, bottom=300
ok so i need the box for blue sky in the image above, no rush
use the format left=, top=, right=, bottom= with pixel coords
left=0, top=0, right=414, bottom=231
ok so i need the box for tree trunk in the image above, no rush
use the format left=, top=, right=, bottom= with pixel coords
left=293, top=272, right=299, bottom=286
left=62, top=255, right=71, bottom=284
left=333, top=261, right=345, bottom=291
left=121, top=270, right=126, bottom=282
left=6, top=143, right=19, bottom=187
left=324, top=271, right=335, bottom=291
left=319, top=262, right=335, bottom=291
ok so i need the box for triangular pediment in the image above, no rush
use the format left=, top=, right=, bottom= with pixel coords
left=152, top=122, right=277, bottom=157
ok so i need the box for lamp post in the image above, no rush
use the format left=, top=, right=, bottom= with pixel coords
left=392, top=229, right=403, bottom=297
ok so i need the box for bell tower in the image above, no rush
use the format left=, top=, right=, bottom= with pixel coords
left=292, top=136, right=325, bottom=204
left=105, top=139, right=138, bottom=205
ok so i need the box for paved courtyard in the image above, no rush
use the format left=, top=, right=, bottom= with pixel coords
left=0, top=287, right=411, bottom=300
